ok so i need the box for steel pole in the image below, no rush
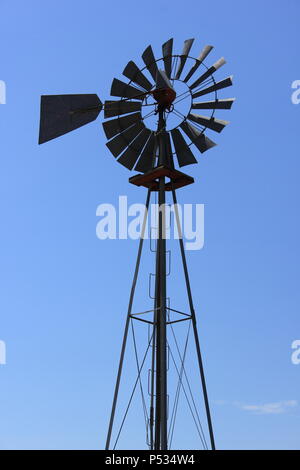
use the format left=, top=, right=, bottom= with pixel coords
left=158, top=174, right=167, bottom=450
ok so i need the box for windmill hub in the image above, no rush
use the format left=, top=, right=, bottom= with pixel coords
left=152, top=86, right=176, bottom=112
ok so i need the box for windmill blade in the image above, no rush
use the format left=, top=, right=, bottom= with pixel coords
left=180, top=121, right=217, bottom=153
left=118, top=128, right=152, bottom=170
left=197, top=45, right=214, bottom=63
left=184, top=45, right=213, bottom=83
left=189, top=58, right=226, bottom=90
left=192, top=98, right=235, bottom=110
left=162, top=38, right=173, bottom=78
left=175, top=38, right=194, bottom=80
left=106, top=121, right=145, bottom=158
left=122, top=61, right=153, bottom=91
left=102, top=112, right=142, bottom=139
left=135, top=132, right=156, bottom=173
left=188, top=113, right=229, bottom=133
left=38, top=94, right=102, bottom=144
left=142, top=44, right=159, bottom=82
left=192, top=76, right=233, bottom=99
left=104, top=100, right=142, bottom=118
left=110, top=78, right=145, bottom=100
left=171, top=128, right=198, bottom=167
left=156, top=69, right=173, bottom=90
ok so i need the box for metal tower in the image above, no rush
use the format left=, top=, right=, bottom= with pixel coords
left=38, top=37, right=235, bottom=450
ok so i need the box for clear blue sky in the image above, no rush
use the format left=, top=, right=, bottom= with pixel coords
left=0, top=0, right=300, bottom=450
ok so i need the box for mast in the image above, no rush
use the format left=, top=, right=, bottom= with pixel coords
left=153, top=109, right=168, bottom=449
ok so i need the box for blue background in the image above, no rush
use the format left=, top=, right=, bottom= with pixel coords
left=0, top=0, right=299, bottom=449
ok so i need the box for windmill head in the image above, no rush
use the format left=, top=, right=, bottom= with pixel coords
left=38, top=38, right=235, bottom=174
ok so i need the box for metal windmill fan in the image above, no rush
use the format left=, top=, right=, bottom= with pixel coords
left=102, top=38, right=234, bottom=173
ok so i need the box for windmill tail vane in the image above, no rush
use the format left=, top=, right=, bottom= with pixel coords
left=38, top=37, right=235, bottom=450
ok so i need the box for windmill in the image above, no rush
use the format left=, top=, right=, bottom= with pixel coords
left=39, top=37, right=235, bottom=451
